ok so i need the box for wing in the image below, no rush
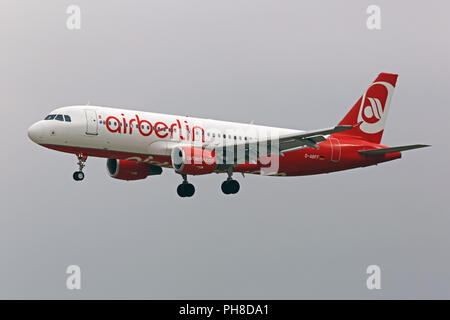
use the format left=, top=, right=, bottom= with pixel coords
left=206, top=125, right=354, bottom=166
left=275, top=125, right=353, bottom=154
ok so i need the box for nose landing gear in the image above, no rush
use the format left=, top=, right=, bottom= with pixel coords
left=73, top=153, right=87, bottom=181
left=177, top=174, right=195, bottom=197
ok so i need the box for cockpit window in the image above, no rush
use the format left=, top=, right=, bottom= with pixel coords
left=55, top=114, right=64, bottom=121
left=64, top=115, right=71, bottom=122
left=44, top=114, right=56, bottom=120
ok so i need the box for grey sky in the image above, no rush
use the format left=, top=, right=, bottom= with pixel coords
left=0, top=0, right=449, bottom=299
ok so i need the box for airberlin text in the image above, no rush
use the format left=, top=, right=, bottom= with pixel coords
left=104, top=114, right=205, bottom=142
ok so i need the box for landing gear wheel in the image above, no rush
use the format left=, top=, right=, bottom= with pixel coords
left=221, top=181, right=231, bottom=194
left=177, top=182, right=195, bottom=198
left=229, top=179, right=240, bottom=194
left=177, top=184, right=186, bottom=197
left=73, top=171, right=84, bottom=181
left=184, top=183, right=195, bottom=197
left=221, top=179, right=240, bottom=195
left=221, top=167, right=240, bottom=195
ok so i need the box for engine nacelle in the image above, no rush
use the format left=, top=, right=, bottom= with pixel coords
left=171, top=146, right=217, bottom=175
left=107, top=159, right=162, bottom=181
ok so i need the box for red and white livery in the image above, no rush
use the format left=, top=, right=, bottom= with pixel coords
left=28, top=73, right=429, bottom=197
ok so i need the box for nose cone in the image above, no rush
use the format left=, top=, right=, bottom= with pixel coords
left=27, top=122, right=45, bottom=144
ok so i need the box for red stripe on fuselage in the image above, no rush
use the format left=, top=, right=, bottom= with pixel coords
left=42, top=137, right=401, bottom=177
left=42, top=144, right=173, bottom=167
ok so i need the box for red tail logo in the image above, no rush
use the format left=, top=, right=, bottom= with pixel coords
left=357, top=81, right=394, bottom=134
left=336, top=73, right=398, bottom=143
left=361, top=86, right=387, bottom=123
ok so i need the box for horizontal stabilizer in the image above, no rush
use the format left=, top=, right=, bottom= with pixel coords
left=358, top=144, right=430, bottom=155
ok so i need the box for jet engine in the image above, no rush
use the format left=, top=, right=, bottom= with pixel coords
left=106, top=159, right=162, bottom=180
left=171, top=146, right=217, bottom=175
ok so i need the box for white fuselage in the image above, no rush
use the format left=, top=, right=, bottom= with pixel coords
left=28, top=106, right=303, bottom=161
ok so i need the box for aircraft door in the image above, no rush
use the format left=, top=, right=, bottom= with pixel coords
left=84, top=109, right=98, bottom=135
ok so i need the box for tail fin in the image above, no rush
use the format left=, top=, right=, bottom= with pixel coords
left=333, top=73, right=398, bottom=143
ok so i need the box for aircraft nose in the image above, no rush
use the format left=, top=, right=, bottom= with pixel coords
left=27, top=122, right=45, bottom=143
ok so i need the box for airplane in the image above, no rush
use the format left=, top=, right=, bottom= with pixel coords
left=28, top=73, right=429, bottom=197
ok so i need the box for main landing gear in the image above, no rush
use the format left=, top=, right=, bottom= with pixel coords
left=73, top=153, right=87, bottom=181
left=221, top=168, right=240, bottom=195
left=175, top=169, right=240, bottom=198
left=177, top=174, right=195, bottom=198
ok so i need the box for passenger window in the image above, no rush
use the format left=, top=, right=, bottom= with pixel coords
left=55, top=114, right=64, bottom=121
left=64, top=115, right=71, bottom=122
left=44, top=114, right=56, bottom=120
